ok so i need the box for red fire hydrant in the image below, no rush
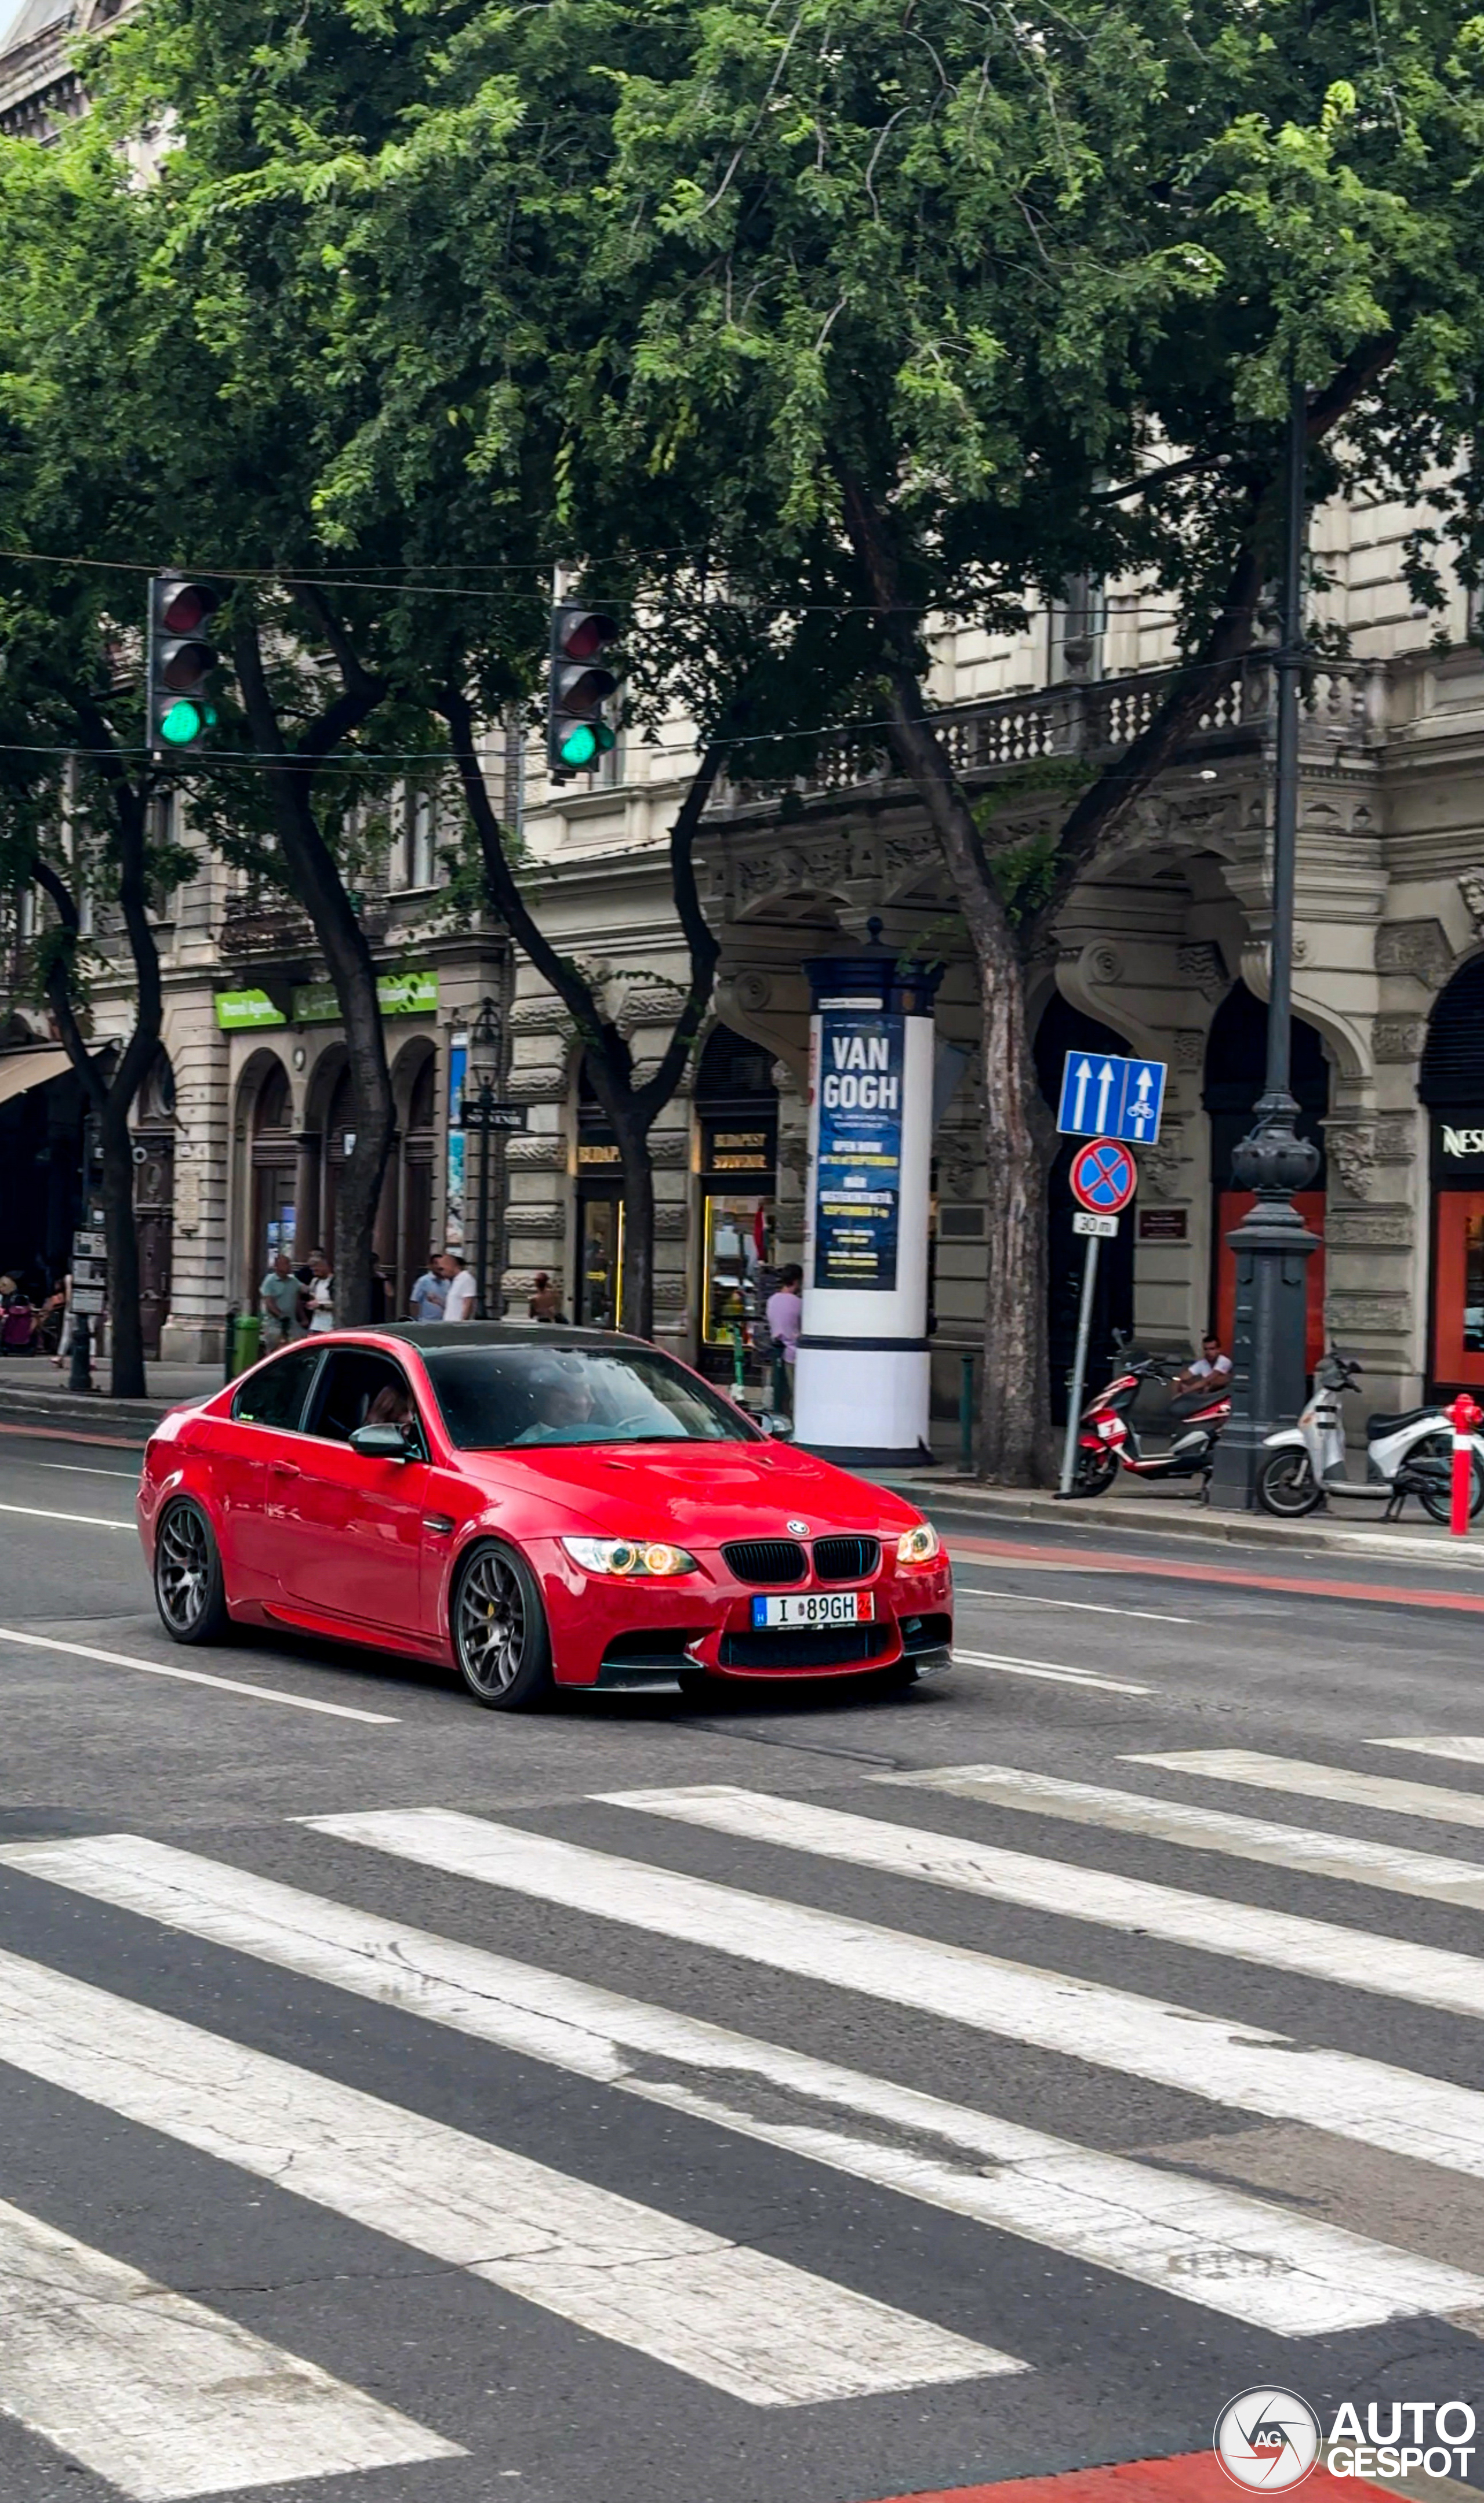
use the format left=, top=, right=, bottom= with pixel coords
left=1449, top=1392, right=1483, bottom=1535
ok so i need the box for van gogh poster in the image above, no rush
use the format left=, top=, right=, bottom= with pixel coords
left=813, top=1009, right=904, bottom=1291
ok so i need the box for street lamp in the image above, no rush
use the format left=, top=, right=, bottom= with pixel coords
left=1209, top=380, right=1321, bottom=1509
left=468, top=996, right=502, bottom=1320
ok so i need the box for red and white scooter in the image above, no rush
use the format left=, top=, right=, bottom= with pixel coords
left=1067, top=1335, right=1230, bottom=1498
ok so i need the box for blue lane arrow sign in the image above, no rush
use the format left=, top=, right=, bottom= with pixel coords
left=1056, top=1049, right=1167, bottom=1145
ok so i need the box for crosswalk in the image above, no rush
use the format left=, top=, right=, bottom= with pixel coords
left=2, top=1731, right=1484, bottom=2498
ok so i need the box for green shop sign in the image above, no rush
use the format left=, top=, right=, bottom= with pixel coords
left=216, top=971, right=438, bottom=1032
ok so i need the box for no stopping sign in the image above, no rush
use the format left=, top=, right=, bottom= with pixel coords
left=1070, top=1136, right=1136, bottom=1216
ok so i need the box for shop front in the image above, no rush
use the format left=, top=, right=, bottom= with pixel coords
left=1205, top=982, right=1328, bottom=1373
left=1422, top=955, right=1484, bottom=1394
left=694, top=1025, right=779, bottom=1383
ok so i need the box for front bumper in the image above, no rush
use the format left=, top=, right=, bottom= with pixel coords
left=540, top=1545, right=954, bottom=1687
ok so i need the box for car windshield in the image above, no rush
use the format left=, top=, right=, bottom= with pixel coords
left=420, top=1343, right=758, bottom=1449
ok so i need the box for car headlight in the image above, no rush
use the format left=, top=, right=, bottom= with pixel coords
left=561, top=1536, right=699, bottom=1577
left=896, top=1522, right=941, bottom=1565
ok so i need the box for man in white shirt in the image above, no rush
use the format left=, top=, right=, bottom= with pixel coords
left=439, top=1249, right=478, bottom=1322
left=305, top=1248, right=335, bottom=1333
left=1171, top=1335, right=1232, bottom=1398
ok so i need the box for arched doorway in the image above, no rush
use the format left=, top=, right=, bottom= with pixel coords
left=694, top=1024, right=779, bottom=1377
left=1421, top=954, right=1484, bottom=1391
left=249, top=1057, right=297, bottom=1281
left=1034, top=994, right=1136, bottom=1421
left=132, top=1048, right=176, bottom=1360
left=1204, top=983, right=1328, bottom=1371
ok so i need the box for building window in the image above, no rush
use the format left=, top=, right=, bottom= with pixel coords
left=1048, top=576, right=1107, bottom=684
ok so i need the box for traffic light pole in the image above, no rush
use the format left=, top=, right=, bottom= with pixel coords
left=1209, top=381, right=1321, bottom=1510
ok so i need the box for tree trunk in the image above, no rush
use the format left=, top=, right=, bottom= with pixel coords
left=612, top=1103, right=656, bottom=1341
left=978, top=946, right=1057, bottom=1483
left=98, top=1110, right=146, bottom=1399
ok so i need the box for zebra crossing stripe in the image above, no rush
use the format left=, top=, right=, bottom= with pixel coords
left=872, top=1761, right=1484, bottom=1908
left=599, top=1783, right=1484, bottom=2024
left=1127, top=1748, right=1484, bottom=1830
left=0, top=2192, right=459, bottom=2498
left=1372, top=1735, right=1484, bottom=1767
left=0, top=1947, right=1010, bottom=2406
left=308, top=1805, right=1484, bottom=2189
left=6, top=1832, right=1474, bottom=2335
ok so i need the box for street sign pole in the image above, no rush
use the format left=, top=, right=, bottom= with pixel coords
left=1058, top=1230, right=1101, bottom=1498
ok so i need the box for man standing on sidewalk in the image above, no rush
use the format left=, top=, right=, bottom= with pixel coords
left=259, top=1251, right=302, bottom=1348
left=765, top=1264, right=803, bottom=1414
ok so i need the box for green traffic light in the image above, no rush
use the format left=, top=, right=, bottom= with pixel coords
left=558, top=722, right=599, bottom=767
left=159, top=698, right=206, bottom=746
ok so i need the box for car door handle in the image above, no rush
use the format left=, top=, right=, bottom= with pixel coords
left=269, top=1460, right=300, bottom=1480
left=422, top=1514, right=454, bottom=1535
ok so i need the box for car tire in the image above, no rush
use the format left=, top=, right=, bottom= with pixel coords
left=451, top=1539, right=555, bottom=1711
left=676, top=1670, right=712, bottom=1705
left=153, top=1498, right=231, bottom=1645
left=873, top=1659, right=921, bottom=1694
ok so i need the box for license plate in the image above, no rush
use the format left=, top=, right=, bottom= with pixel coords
left=751, top=1592, right=874, bottom=1629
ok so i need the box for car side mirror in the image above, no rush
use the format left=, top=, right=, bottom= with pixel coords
left=759, top=1411, right=794, bottom=1440
left=350, top=1421, right=412, bottom=1461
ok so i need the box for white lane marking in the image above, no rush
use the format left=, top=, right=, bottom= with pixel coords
left=954, top=1649, right=1153, bottom=1695
left=875, top=1761, right=1484, bottom=1911
left=0, top=1499, right=132, bottom=1530
left=311, top=1805, right=1484, bottom=2190
left=0, top=1627, right=397, bottom=1724
left=1372, top=1737, right=1484, bottom=1767
left=602, top=1785, right=1484, bottom=2028
left=956, top=1587, right=1192, bottom=1625
left=0, top=1950, right=1009, bottom=2406
left=0, top=2191, right=459, bottom=2499
left=8, top=1839, right=1467, bottom=2337
left=35, top=1462, right=140, bottom=1481
left=1129, top=1749, right=1484, bottom=1832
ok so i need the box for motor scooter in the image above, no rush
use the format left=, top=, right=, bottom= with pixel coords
left=1256, top=1351, right=1484, bottom=1521
left=1067, top=1335, right=1230, bottom=1498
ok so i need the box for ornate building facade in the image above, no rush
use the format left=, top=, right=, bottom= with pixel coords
left=4, top=0, right=1483, bottom=1414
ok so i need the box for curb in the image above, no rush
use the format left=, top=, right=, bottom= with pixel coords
left=869, top=1471, right=1484, bottom=1573
left=0, top=1389, right=190, bottom=1439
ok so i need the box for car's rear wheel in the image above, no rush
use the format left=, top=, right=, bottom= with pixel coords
left=452, top=1540, right=554, bottom=1710
left=154, top=1498, right=230, bottom=1645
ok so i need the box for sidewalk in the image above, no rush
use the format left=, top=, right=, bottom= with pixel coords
left=0, top=1357, right=221, bottom=1440
left=871, top=1460, right=1484, bottom=1572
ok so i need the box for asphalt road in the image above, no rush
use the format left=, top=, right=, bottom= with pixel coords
left=2, top=1424, right=1484, bottom=2503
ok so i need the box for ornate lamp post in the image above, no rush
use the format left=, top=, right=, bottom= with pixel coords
left=1209, top=382, right=1321, bottom=1508
left=468, top=996, right=502, bottom=1320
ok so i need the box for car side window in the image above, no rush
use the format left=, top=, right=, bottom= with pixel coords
left=231, top=1345, right=321, bottom=1432
left=306, top=1349, right=424, bottom=1453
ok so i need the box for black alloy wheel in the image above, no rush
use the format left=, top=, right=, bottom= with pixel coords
left=1410, top=1431, right=1484, bottom=1527
left=1254, top=1448, right=1322, bottom=1517
left=1069, top=1446, right=1118, bottom=1498
left=153, top=1499, right=230, bottom=1644
left=452, top=1540, right=554, bottom=1710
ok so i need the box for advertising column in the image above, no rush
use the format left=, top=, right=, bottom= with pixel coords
left=794, top=935, right=943, bottom=1465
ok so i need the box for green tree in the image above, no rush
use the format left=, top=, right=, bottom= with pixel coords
left=546, top=0, right=1484, bottom=1478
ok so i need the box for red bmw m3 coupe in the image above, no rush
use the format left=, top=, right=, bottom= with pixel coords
left=136, top=1325, right=953, bottom=1710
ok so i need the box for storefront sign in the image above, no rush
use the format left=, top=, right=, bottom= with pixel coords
left=292, top=971, right=438, bottom=1023
left=1441, top=1123, right=1484, bottom=1158
left=578, top=1142, right=621, bottom=1168
left=215, top=971, right=438, bottom=1031
left=215, top=989, right=286, bottom=1031
left=1139, top=1208, right=1188, bottom=1241
left=812, top=1007, right=904, bottom=1292
left=702, top=1121, right=774, bottom=1175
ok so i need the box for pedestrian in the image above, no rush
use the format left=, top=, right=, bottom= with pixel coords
left=528, top=1270, right=563, bottom=1323
left=765, top=1262, right=803, bottom=1412
left=440, top=1247, right=478, bottom=1323
left=259, top=1249, right=302, bottom=1347
left=304, top=1248, right=336, bottom=1333
left=408, top=1254, right=447, bottom=1324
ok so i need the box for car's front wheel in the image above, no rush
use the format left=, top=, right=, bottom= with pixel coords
left=153, top=1498, right=231, bottom=1645
left=452, top=1539, right=554, bottom=1711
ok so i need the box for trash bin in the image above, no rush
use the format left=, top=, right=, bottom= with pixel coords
left=231, top=1311, right=261, bottom=1378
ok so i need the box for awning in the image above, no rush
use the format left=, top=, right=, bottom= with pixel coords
left=0, top=1047, right=76, bottom=1108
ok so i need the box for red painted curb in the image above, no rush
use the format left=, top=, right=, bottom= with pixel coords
left=860, top=2453, right=1393, bottom=2502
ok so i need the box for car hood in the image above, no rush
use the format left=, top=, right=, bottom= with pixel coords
left=452, top=1440, right=921, bottom=1541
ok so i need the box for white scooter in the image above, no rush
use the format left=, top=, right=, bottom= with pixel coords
left=1257, top=1351, right=1484, bottom=1523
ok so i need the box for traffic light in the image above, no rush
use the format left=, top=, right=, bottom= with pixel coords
left=148, top=574, right=221, bottom=757
left=547, top=603, right=620, bottom=778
